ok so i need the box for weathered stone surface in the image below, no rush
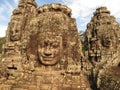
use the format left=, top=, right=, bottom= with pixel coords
left=1, top=1, right=120, bottom=89
left=0, top=0, right=91, bottom=90
left=98, top=67, right=120, bottom=90
left=84, top=6, right=120, bottom=89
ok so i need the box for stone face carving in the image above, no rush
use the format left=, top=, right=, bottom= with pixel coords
left=9, top=21, right=21, bottom=41
left=101, top=34, right=113, bottom=48
left=38, top=35, right=62, bottom=65
left=35, top=13, right=67, bottom=67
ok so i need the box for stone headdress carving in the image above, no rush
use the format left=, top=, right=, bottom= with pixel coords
left=27, top=4, right=82, bottom=68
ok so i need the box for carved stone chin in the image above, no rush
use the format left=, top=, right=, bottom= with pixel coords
left=38, top=36, right=62, bottom=66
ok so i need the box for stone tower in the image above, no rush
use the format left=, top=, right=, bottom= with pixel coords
left=0, top=0, right=91, bottom=90
left=2, top=0, right=37, bottom=74
left=85, top=7, right=120, bottom=63
left=84, top=7, right=120, bottom=89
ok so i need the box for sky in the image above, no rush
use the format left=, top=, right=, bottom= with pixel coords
left=0, top=0, right=120, bottom=37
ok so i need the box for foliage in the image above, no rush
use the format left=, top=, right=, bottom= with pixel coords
left=79, top=30, right=85, bottom=43
left=79, top=30, right=86, bottom=53
left=82, top=45, right=86, bottom=53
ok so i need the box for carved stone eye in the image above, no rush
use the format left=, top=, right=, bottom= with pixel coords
left=44, top=41, right=48, bottom=46
left=10, top=30, right=13, bottom=34
left=52, top=43, right=58, bottom=48
left=15, top=29, right=19, bottom=33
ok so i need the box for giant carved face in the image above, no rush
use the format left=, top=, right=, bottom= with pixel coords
left=102, top=34, right=116, bottom=48
left=102, top=36, right=111, bottom=47
left=10, top=22, right=21, bottom=41
left=38, top=35, right=62, bottom=66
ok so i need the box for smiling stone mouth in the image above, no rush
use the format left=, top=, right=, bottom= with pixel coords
left=42, top=55, right=54, bottom=58
left=42, top=54, right=54, bottom=58
left=44, top=53, right=52, bottom=56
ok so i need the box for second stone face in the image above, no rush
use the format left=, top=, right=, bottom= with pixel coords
left=85, top=7, right=119, bottom=54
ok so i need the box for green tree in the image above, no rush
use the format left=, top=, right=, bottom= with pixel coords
left=79, top=30, right=86, bottom=52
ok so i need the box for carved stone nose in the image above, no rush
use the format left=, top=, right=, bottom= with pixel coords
left=44, top=48, right=52, bottom=56
left=12, top=31, right=16, bottom=36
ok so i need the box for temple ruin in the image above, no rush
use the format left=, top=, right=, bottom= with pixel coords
left=0, top=0, right=120, bottom=90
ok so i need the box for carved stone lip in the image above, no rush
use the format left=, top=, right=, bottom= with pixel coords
left=42, top=57, right=54, bottom=61
left=42, top=55, right=54, bottom=58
